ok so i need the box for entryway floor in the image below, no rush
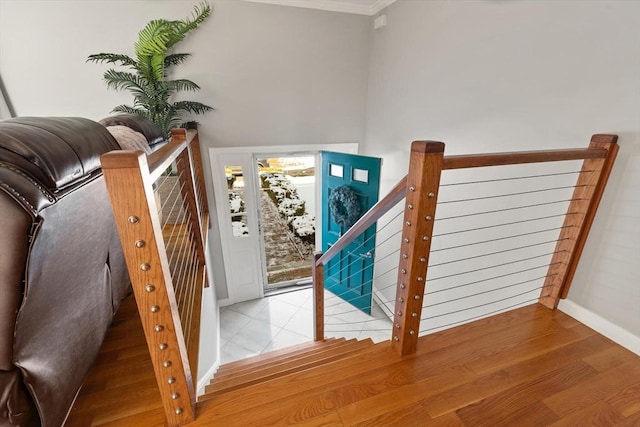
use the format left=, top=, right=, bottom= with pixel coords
left=220, top=288, right=393, bottom=364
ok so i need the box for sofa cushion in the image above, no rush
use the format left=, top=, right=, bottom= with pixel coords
left=0, top=117, right=120, bottom=192
left=99, top=114, right=165, bottom=147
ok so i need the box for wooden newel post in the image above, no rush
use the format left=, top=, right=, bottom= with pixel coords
left=312, top=252, right=325, bottom=341
left=101, top=151, right=196, bottom=426
left=391, top=141, right=445, bottom=356
left=539, top=134, right=619, bottom=309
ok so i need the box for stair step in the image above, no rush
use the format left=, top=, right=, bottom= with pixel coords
left=216, top=338, right=345, bottom=378
left=198, top=339, right=391, bottom=404
left=213, top=338, right=353, bottom=381
left=204, top=338, right=376, bottom=397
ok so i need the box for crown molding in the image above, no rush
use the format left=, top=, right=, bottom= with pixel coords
left=244, top=0, right=396, bottom=16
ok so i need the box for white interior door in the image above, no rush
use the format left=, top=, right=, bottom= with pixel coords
left=211, top=151, right=263, bottom=304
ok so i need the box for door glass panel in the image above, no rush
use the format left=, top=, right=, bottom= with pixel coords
left=353, top=168, right=369, bottom=183
left=226, top=165, right=249, bottom=237
left=329, top=163, right=343, bottom=178
left=259, top=156, right=316, bottom=288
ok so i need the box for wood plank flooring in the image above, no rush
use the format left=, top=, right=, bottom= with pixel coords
left=65, top=295, right=640, bottom=426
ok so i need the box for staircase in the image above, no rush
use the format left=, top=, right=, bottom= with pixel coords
left=201, top=338, right=382, bottom=399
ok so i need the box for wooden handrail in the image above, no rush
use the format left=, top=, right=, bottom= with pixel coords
left=443, top=147, right=608, bottom=170
left=315, top=145, right=609, bottom=269
left=147, top=129, right=197, bottom=182
left=316, top=175, right=407, bottom=267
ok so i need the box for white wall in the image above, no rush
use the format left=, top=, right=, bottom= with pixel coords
left=365, top=0, right=640, bottom=346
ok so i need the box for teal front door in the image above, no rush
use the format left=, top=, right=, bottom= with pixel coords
left=321, top=151, right=381, bottom=314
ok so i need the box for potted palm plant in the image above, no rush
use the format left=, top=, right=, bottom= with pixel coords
left=88, top=1, right=213, bottom=137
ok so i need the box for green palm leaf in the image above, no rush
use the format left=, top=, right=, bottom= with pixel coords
left=88, top=1, right=213, bottom=137
left=167, top=79, right=201, bottom=92
left=87, top=53, right=137, bottom=67
left=164, top=53, right=191, bottom=68
left=172, top=100, right=214, bottom=115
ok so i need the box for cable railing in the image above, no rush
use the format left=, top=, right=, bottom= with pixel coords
left=418, top=162, right=583, bottom=335
left=100, top=129, right=209, bottom=426
left=313, top=135, right=618, bottom=358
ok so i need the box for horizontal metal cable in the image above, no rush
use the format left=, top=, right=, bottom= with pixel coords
left=435, top=198, right=581, bottom=221
left=428, top=251, right=563, bottom=282
left=433, top=213, right=576, bottom=238
left=431, top=226, right=574, bottom=253
left=438, top=184, right=586, bottom=204
left=323, top=209, right=404, bottom=283
left=425, top=263, right=561, bottom=295
left=323, top=262, right=399, bottom=309
left=159, top=176, right=184, bottom=214
left=423, top=277, right=556, bottom=308
left=166, top=208, right=192, bottom=269
left=326, top=247, right=401, bottom=296
left=429, top=239, right=568, bottom=268
left=419, top=298, right=539, bottom=333
left=421, top=286, right=547, bottom=321
left=439, top=170, right=594, bottom=187
left=154, top=171, right=173, bottom=192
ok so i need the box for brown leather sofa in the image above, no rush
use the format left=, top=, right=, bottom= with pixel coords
left=0, top=116, right=164, bottom=426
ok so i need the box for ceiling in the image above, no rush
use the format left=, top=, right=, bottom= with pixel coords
left=244, top=0, right=396, bottom=16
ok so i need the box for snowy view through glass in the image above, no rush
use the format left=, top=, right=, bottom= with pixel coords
left=227, top=157, right=316, bottom=287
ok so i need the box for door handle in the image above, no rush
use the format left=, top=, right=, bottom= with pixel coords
left=359, top=251, right=373, bottom=259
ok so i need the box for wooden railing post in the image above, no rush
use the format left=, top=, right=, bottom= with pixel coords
left=392, top=141, right=445, bottom=356
left=312, top=252, right=325, bottom=341
left=539, top=134, right=619, bottom=309
left=101, top=150, right=196, bottom=426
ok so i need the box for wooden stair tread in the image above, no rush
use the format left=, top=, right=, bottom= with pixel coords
left=215, top=338, right=342, bottom=375
left=213, top=337, right=355, bottom=380
left=203, top=338, right=376, bottom=397
left=198, top=339, right=391, bottom=404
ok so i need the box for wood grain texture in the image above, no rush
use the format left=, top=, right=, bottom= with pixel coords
left=312, top=252, right=325, bottom=340
left=392, top=141, right=444, bottom=356
left=442, top=147, right=608, bottom=170
left=101, top=152, right=196, bottom=425
left=67, top=297, right=640, bottom=426
left=539, top=135, right=618, bottom=307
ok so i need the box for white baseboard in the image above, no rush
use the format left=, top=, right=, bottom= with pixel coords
left=558, top=299, right=640, bottom=356
left=197, top=360, right=220, bottom=397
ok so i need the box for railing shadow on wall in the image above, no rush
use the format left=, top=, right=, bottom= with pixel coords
left=313, top=135, right=618, bottom=357
left=101, top=129, right=209, bottom=426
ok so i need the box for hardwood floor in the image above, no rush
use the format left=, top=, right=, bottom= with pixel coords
left=66, top=295, right=640, bottom=426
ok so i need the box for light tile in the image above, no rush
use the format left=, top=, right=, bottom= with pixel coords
left=230, top=318, right=282, bottom=353
left=255, top=299, right=300, bottom=328
left=219, top=287, right=390, bottom=364
left=219, top=309, right=252, bottom=341
left=264, top=329, right=310, bottom=352
left=227, top=298, right=267, bottom=317
left=220, top=341, right=258, bottom=364
left=282, top=308, right=314, bottom=338
left=272, top=288, right=312, bottom=308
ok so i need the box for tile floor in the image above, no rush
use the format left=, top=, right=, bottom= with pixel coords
left=220, top=287, right=393, bottom=364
